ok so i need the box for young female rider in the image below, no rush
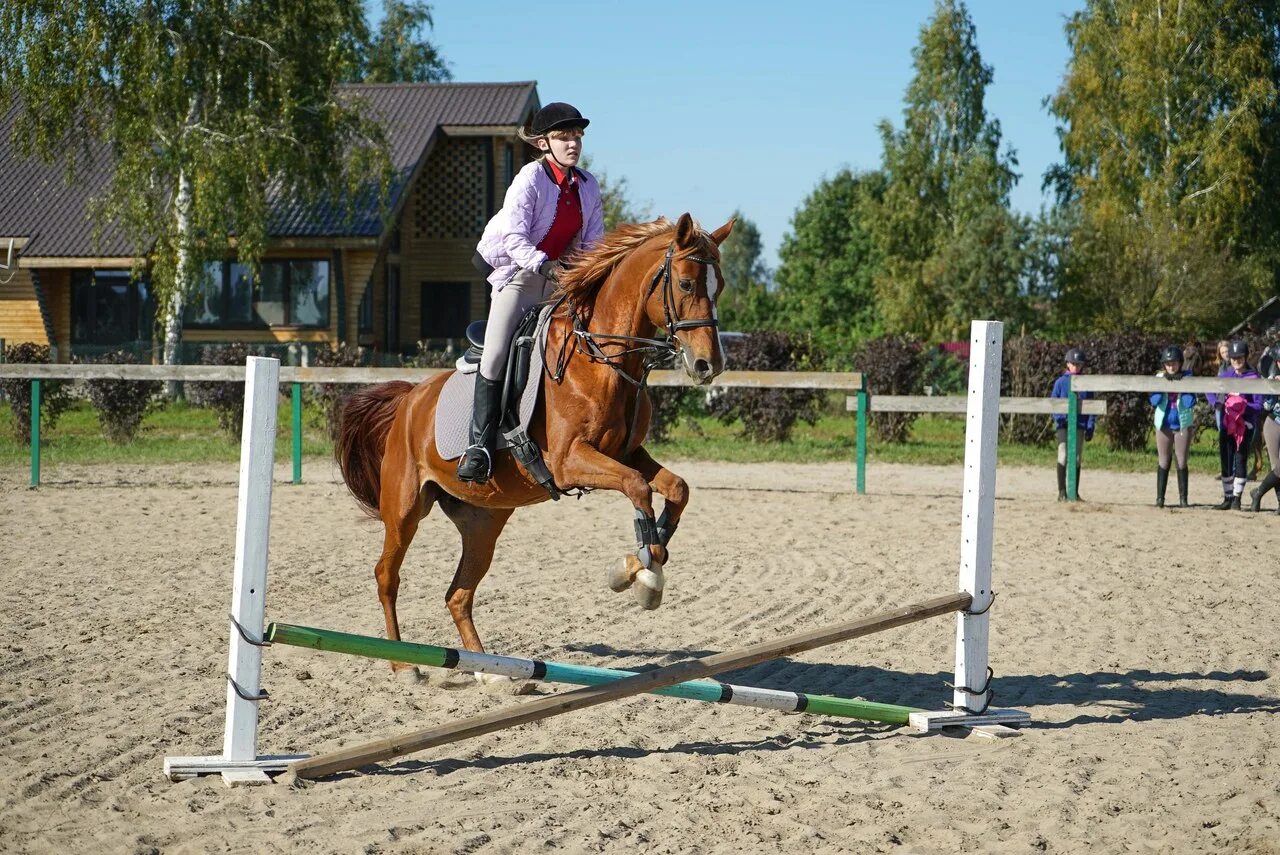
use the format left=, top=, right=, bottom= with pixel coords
left=1250, top=342, right=1280, bottom=513
left=1206, top=340, right=1263, bottom=510
left=460, top=102, right=605, bottom=483
left=1149, top=345, right=1196, bottom=508
left=1050, top=347, right=1095, bottom=501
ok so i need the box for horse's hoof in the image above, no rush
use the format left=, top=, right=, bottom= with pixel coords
left=608, top=554, right=641, bottom=592
left=392, top=665, right=424, bottom=684
left=475, top=672, right=535, bottom=695
left=633, top=566, right=665, bottom=610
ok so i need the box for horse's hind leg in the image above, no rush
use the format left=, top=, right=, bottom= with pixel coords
left=436, top=496, right=522, bottom=689
left=373, top=468, right=439, bottom=676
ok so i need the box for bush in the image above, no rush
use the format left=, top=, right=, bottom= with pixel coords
left=645, top=385, right=697, bottom=444
left=852, top=336, right=925, bottom=442
left=1077, top=331, right=1166, bottom=452
left=1000, top=334, right=1062, bottom=445
left=0, top=342, right=73, bottom=445
left=79, top=350, right=163, bottom=443
left=308, top=343, right=365, bottom=442
left=186, top=343, right=254, bottom=438
left=707, top=331, right=824, bottom=442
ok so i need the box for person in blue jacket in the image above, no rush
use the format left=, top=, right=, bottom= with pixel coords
left=1150, top=345, right=1196, bottom=508
left=1051, top=347, right=1095, bottom=501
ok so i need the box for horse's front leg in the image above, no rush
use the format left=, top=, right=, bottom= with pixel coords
left=553, top=441, right=668, bottom=609
left=628, top=445, right=689, bottom=556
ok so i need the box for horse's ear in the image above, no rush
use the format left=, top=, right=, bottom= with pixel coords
left=675, top=213, right=696, bottom=248
left=710, top=217, right=736, bottom=246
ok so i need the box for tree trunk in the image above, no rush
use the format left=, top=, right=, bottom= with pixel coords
left=163, top=166, right=193, bottom=398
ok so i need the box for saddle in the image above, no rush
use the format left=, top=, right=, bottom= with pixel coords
left=447, top=304, right=560, bottom=499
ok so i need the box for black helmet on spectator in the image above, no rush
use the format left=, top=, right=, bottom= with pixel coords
left=1160, top=345, right=1183, bottom=364
left=1065, top=347, right=1087, bottom=365
left=1228, top=340, right=1249, bottom=359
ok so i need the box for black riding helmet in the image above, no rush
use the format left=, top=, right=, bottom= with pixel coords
left=1228, top=340, right=1249, bottom=359
left=1160, top=345, right=1183, bottom=364
left=529, top=102, right=590, bottom=135
left=1065, top=347, right=1087, bottom=365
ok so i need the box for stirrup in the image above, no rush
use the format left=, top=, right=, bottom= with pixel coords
left=456, top=444, right=492, bottom=482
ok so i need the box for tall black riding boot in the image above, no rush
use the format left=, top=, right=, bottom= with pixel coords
left=1249, top=470, right=1280, bottom=512
left=1056, top=463, right=1067, bottom=502
left=1155, top=466, right=1169, bottom=508
left=456, top=375, right=504, bottom=483
left=1176, top=467, right=1189, bottom=507
left=1074, top=463, right=1083, bottom=502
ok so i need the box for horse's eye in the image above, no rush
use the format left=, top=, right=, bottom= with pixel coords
left=678, top=278, right=695, bottom=294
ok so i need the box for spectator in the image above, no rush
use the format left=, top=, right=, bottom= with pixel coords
left=1206, top=340, right=1262, bottom=510
left=1250, top=342, right=1280, bottom=514
left=1050, top=347, right=1095, bottom=501
left=1150, top=345, right=1195, bottom=508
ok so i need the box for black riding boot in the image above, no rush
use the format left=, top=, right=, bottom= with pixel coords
left=1074, top=463, right=1083, bottom=502
left=1176, top=467, right=1189, bottom=507
left=456, top=375, right=504, bottom=483
left=1056, top=463, right=1067, bottom=502
left=1249, top=470, right=1280, bottom=512
left=1155, top=466, right=1169, bottom=508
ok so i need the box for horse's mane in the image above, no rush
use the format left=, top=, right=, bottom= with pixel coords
left=554, top=218, right=682, bottom=318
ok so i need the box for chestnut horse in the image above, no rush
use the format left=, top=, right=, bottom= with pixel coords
left=334, top=213, right=733, bottom=679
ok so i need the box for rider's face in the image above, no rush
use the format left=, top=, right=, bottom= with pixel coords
left=541, top=129, right=583, bottom=167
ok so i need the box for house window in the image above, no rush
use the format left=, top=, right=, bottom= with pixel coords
left=71, top=270, right=155, bottom=346
left=358, top=283, right=374, bottom=333
left=420, top=282, right=471, bottom=342
left=185, top=259, right=330, bottom=328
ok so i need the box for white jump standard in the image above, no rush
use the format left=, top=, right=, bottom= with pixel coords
left=163, top=321, right=1027, bottom=785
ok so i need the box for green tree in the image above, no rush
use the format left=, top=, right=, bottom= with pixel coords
left=1046, top=0, right=1280, bottom=334
left=772, top=169, right=885, bottom=357
left=870, top=0, right=1029, bottom=340
left=715, top=210, right=774, bottom=332
left=0, top=0, right=394, bottom=372
left=580, top=154, right=650, bottom=232
left=352, top=0, right=450, bottom=83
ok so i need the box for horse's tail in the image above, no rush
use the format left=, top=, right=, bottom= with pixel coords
left=334, top=381, right=414, bottom=518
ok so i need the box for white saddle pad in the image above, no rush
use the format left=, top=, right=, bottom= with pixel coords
left=434, top=306, right=551, bottom=461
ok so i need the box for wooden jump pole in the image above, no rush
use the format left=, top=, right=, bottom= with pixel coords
left=287, top=591, right=971, bottom=780
left=267, top=622, right=924, bottom=725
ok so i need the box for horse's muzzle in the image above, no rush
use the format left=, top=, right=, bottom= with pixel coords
left=681, top=349, right=721, bottom=385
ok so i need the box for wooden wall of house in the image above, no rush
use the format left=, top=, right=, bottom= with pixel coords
left=342, top=250, right=376, bottom=345
left=42, top=269, right=71, bottom=359
left=0, top=268, right=50, bottom=351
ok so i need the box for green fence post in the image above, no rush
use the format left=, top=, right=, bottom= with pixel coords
left=30, top=379, right=41, bottom=487
left=1066, top=389, right=1079, bottom=501
left=291, top=381, right=303, bottom=484
left=855, top=378, right=868, bottom=495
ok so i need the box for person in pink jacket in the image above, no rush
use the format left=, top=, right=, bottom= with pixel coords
left=459, top=102, right=606, bottom=483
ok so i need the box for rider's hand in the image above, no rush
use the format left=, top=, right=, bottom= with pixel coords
left=538, top=259, right=564, bottom=283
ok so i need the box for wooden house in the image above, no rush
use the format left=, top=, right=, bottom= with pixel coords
left=0, top=82, right=541, bottom=360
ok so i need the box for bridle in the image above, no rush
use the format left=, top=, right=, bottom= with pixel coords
left=547, top=241, right=720, bottom=448
left=549, top=241, right=720, bottom=386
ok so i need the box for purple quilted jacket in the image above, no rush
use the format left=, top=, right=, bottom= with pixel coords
left=476, top=159, right=605, bottom=291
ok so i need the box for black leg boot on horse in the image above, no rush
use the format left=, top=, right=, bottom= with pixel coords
left=457, top=375, right=504, bottom=483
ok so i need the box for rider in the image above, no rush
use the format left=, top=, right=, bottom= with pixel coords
left=1150, top=344, right=1196, bottom=508
left=459, top=102, right=606, bottom=483
left=1050, top=347, right=1095, bottom=501
left=1206, top=340, right=1262, bottom=510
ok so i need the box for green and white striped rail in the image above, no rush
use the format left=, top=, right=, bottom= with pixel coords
left=265, top=622, right=920, bottom=725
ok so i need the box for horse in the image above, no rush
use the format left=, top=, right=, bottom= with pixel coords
left=334, top=212, right=734, bottom=681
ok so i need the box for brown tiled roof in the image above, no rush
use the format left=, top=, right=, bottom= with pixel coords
left=0, top=103, right=138, bottom=257
left=271, top=81, right=538, bottom=237
left=0, top=81, right=539, bottom=257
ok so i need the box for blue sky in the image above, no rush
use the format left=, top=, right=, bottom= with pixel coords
left=413, top=1, right=1083, bottom=267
